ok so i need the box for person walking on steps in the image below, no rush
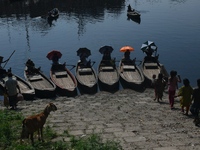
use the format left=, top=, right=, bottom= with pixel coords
left=168, top=70, right=181, bottom=109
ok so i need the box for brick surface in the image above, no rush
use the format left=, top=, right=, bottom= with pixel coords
left=3, top=88, right=200, bottom=150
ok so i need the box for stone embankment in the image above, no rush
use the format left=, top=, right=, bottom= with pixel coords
left=1, top=88, right=200, bottom=150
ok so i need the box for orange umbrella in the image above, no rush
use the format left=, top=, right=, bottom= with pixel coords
left=120, top=46, right=134, bottom=52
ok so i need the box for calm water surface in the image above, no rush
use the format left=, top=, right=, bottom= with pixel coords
left=0, top=0, right=200, bottom=91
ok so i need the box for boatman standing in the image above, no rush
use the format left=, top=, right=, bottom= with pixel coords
left=0, top=56, right=9, bottom=78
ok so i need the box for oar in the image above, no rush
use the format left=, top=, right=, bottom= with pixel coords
left=66, top=64, right=75, bottom=71
left=91, top=61, right=95, bottom=67
left=69, top=65, right=76, bottom=71
left=3, top=50, right=16, bottom=68
left=66, top=64, right=76, bottom=67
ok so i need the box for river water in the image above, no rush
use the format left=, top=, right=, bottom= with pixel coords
left=0, top=0, right=200, bottom=93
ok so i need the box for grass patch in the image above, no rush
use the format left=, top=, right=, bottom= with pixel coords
left=0, top=109, right=123, bottom=150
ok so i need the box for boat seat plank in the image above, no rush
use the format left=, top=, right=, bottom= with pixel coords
left=144, top=63, right=159, bottom=69
left=101, top=66, right=114, bottom=72
left=122, top=65, right=135, bottom=71
left=78, top=68, right=93, bottom=75
left=55, top=71, right=68, bottom=78
left=29, top=75, right=43, bottom=81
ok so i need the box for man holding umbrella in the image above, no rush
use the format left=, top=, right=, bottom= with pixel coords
left=144, top=46, right=160, bottom=65
left=77, top=48, right=91, bottom=67
left=141, top=41, right=160, bottom=66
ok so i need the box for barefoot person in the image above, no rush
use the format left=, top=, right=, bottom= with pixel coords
left=4, top=72, right=21, bottom=110
left=168, top=70, right=181, bottom=109
left=154, top=73, right=166, bottom=102
left=176, top=78, right=193, bottom=115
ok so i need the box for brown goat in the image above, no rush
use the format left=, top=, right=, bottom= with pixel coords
left=21, top=102, right=57, bottom=144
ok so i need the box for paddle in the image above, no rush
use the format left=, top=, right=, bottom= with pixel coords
left=69, top=65, right=75, bottom=71
left=91, top=61, right=95, bottom=67
left=3, top=50, right=16, bottom=68
left=66, top=64, right=76, bottom=67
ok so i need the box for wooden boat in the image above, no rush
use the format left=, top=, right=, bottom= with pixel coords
left=75, top=62, right=98, bottom=94
left=98, top=60, right=119, bottom=92
left=24, top=66, right=56, bottom=98
left=127, top=15, right=141, bottom=24
left=13, top=74, right=35, bottom=100
left=0, top=74, right=35, bottom=100
left=127, top=10, right=141, bottom=18
left=119, top=59, right=145, bottom=90
left=140, top=58, right=169, bottom=87
left=50, top=64, right=77, bottom=96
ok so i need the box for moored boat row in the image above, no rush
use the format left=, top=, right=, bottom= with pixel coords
left=0, top=41, right=169, bottom=99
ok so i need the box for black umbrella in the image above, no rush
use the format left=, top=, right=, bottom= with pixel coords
left=99, top=45, right=113, bottom=54
left=77, top=47, right=91, bottom=57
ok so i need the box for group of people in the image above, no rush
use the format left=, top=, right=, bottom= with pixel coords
left=152, top=70, right=200, bottom=125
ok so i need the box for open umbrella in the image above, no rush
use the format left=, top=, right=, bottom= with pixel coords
left=141, top=41, right=157, bottom=53
left=99, top=45, right=113, bottom=54
left=46, top=50, right=62, bottom=60
left=77, top=47, right=91, bottom=57
left=120, top=46, right=134, bottom=52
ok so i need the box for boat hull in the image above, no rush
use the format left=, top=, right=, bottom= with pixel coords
left=119, top=60, right=145, bottom=91
left=75, top=63, right=98, bottom=94
left=141, top=60, right=169, bottom=87
left=24, top=66, right=56, bottom=98
left=1, top=74, right=35, bottom=100
left=50, top=64, right=77, bottom=97
left=98, top=61, right=119, bottom=92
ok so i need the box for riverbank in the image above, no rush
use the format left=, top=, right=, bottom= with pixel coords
left=1, top=88, right=200, bottom=150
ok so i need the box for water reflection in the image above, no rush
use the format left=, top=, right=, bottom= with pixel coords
left=0, top=0, right=126, bottom=36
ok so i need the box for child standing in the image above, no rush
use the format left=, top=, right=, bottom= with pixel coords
left=154, top=73, right=166, bottom=102
left=176, top=78, right=193, bottom=115
left=168, top=70, right=181, bottom=109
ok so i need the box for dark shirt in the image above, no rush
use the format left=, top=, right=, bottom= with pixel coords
left=192, top=88, right=200, bottom=108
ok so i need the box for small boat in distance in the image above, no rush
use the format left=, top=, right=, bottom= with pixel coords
left=127, top=4, right=141, bottom=18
